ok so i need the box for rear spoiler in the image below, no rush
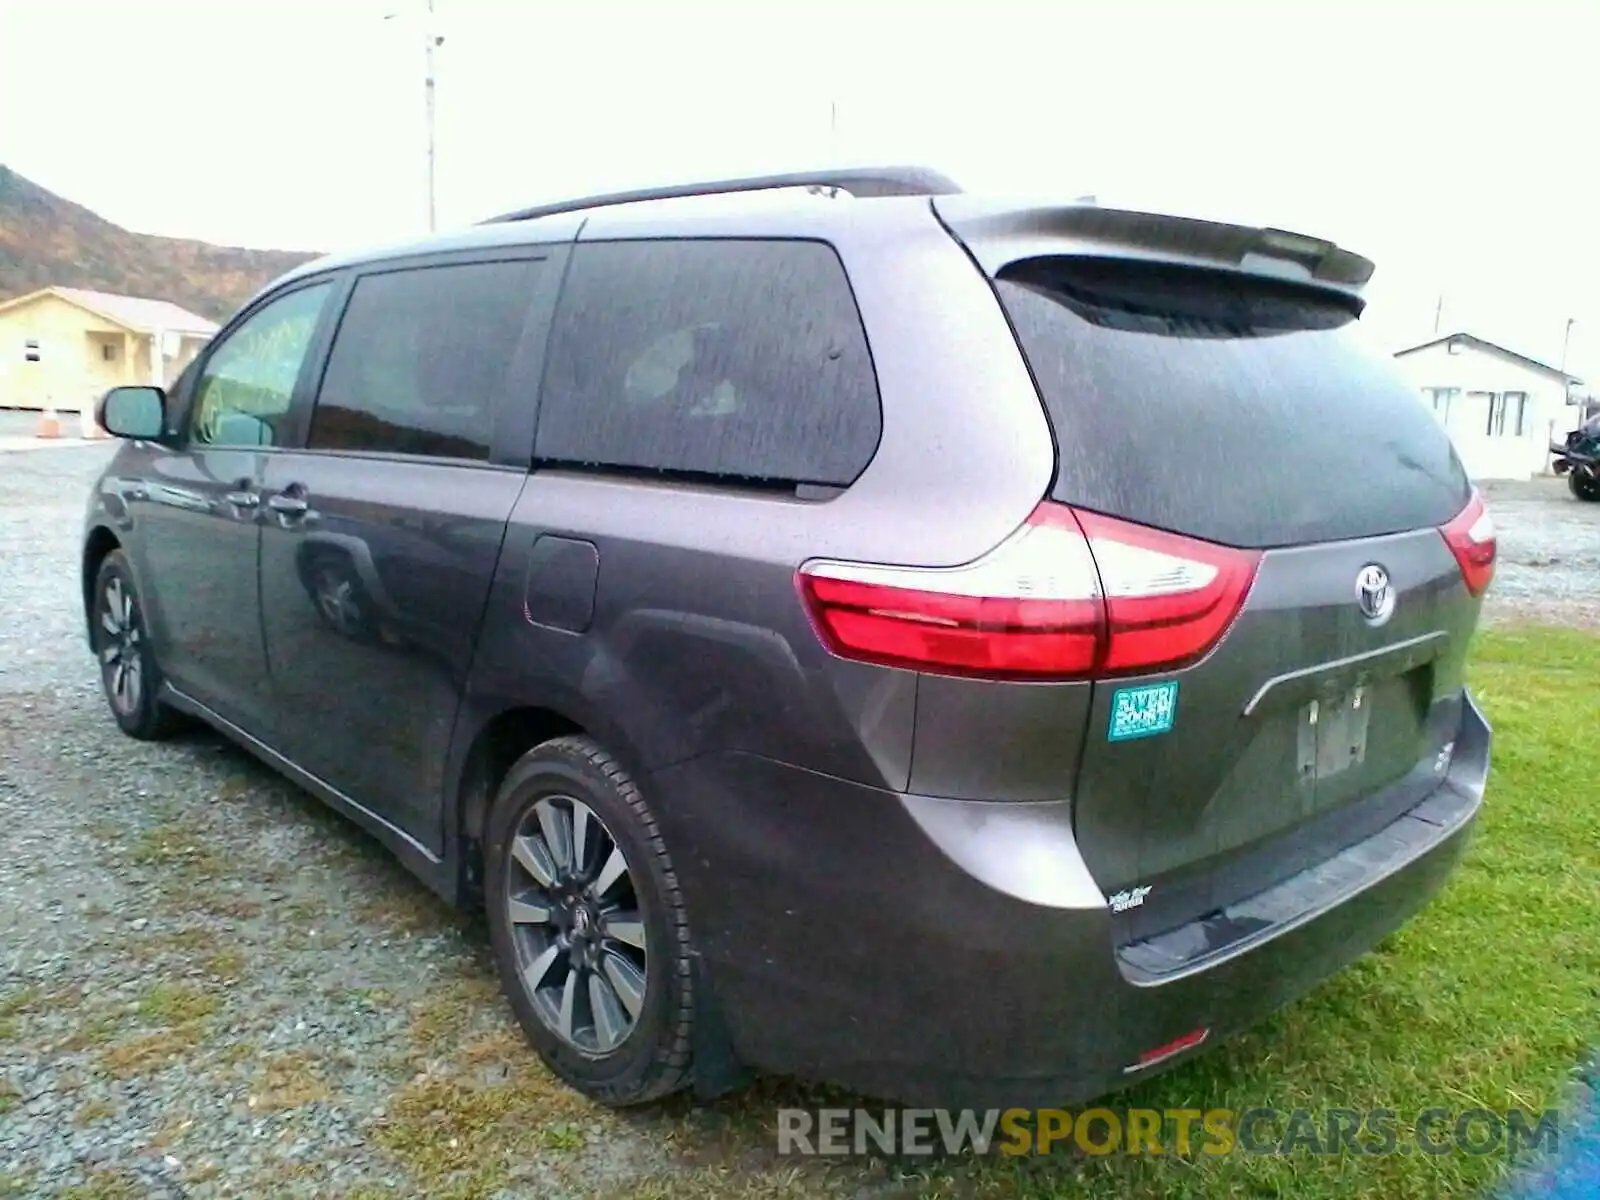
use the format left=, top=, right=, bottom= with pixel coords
left=931, top=195, right=1375, bottom=306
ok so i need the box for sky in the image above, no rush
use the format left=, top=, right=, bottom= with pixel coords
left=1, top=0, right=1597, bottom=378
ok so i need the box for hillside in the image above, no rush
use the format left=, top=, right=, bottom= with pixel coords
left=0, top=166, right=319, bottom=322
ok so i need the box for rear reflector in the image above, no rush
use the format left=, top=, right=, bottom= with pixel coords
left=1124, top=1026, right=1210, bottom=1074
left=796, top=502, right=1260, bottom=681
left=1438, top=489, right=1496, bottom=597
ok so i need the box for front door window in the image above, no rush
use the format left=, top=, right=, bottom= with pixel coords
left=190, top=283, right=331, bottom=448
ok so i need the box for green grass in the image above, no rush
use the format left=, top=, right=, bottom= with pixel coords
left=135, top=981, right=220, bottom=1025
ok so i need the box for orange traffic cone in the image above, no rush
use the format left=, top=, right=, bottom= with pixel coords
left=35, top=407, right=62, bottom=439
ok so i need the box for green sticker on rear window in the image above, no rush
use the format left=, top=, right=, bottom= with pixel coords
left=1108, top=681, right=1179, bottom=742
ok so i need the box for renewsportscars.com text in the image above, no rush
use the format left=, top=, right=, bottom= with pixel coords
left=777, top=1106, right=1562, bottom=1159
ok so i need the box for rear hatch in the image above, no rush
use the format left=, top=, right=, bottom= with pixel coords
left=933, top=199, right=1492, bottom=944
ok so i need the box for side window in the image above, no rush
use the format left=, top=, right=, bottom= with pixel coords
left=308, top=259, right=542, bottom=462
left=191, top=283, right=331, bottom=448
left=536, top=239, right=882, bottom=487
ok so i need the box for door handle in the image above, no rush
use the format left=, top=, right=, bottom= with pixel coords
left=268, top=493, right=309, bottom=517
left=224, top=490, right=260, bottom=508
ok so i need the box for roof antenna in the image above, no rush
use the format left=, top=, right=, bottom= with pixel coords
left=805, top=100, right=844, bottom=198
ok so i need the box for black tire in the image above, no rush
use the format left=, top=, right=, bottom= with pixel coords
left=1569, top=471, right=1600, bottom=502
left=91, top=550, right=186, bottom=740
left=484, top=735, right=693, bottom=1105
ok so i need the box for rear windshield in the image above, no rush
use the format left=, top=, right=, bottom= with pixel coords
left=994, top=257, right=1472, bottom=548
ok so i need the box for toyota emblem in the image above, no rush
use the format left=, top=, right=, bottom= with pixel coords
left=1355, top=564, right=1395, bottom=624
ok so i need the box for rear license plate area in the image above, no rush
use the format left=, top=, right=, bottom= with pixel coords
left=1296, top=686, right=1371, bottom=780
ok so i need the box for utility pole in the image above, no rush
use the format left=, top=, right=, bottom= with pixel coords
left=1561, top=317, right=1575, bottom=374
left=423, top=0, right=438, bottom=232
left=384, top=0, right=441, bottom=232
left=1433, top=293, right=1444, bottom=335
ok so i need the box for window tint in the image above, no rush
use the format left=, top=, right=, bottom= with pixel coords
left=309, top=259, right=542, bottom=461
left=536, top=239, right=880, bottom=487
left=191, top=283, right=330, bottom=448
left=995, top=258, right=1471, bottom=548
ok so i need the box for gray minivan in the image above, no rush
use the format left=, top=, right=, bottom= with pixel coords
left=83, top=167, right=1495, bottom=1109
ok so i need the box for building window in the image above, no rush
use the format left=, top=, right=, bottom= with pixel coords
left=1425, top=387, right=1458, bottom=420
left=1504, top=391, right=1529, bottom=436
left=1480, top=391, right=1530, bottom=438
left=101, top=343, right=117, bottom=362
left=1473, top=391, right=1502, bottom=436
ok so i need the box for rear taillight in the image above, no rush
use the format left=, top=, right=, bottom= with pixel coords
left=796, top=502, right=1260, bottom=681
left=797, top=504, right=1104, bottom=679
left=1439, top=489, right=1496, bottom=597
left=1073, top=509, right=1263, bottom=675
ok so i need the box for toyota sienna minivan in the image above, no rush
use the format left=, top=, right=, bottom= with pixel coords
left=83, top=166, right=1494, bottom=1109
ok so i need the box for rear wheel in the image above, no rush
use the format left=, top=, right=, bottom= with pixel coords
left=484, top=736, right=694, bottom=1105
left=1569, top=471, right=1600, bottom=502
left=92, top=551, right=185, bottom=740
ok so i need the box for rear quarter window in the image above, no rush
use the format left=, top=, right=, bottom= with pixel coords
left=995, top=258, right=1472, bottom=548
left=535, top=239, right=881, bottom=488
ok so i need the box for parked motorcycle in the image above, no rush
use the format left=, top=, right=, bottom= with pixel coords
left=1551, top=413, right=1600, bottom=501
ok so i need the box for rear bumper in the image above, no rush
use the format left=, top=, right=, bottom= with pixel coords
left=649, top=690, right=1489, bottom=1109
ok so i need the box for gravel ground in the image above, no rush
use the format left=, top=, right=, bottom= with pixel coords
left=1477, top=476, right=1600, bottom=630
left=0, top=445, right=867, bottom=1199
left=1, top=446, right=1595, bottom=1199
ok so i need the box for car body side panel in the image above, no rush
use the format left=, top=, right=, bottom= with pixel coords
left=253, top=244, right=570, bottom=851
left=909, top=674, right=1093, bottom=800
left=464, top=476, right=922, bottom=788
left=256, top=454, right=528, bottom=849
left=459, top=211, right=1057, bottom=793
left=84, top=434, right=277, bottom=733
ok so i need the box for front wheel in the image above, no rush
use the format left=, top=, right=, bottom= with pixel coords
left=91, top=550, right=185, bottom=740
left=1569, top=471, right=1600, bottom=502
left=484, top=736, right=694, bottom=1106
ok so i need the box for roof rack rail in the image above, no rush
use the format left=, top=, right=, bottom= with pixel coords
left=480, top=165, right=963, bottom=224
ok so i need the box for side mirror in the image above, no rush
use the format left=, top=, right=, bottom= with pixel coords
left=99, top=386, right=167, bottom=441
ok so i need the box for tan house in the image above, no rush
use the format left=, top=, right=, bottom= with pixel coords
left=0, top=286, right=218, bottom=411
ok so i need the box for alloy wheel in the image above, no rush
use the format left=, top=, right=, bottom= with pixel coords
left=98, top=576, right=144, bottom=716
left=504, top=795, right=649, bottom=1056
